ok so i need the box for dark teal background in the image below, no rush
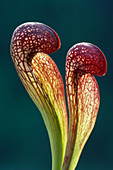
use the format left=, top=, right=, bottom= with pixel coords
left=0, top=0, right=113, bottom=169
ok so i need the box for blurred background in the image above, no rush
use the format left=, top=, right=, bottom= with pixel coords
left=0, top=0, right=113, bottom=169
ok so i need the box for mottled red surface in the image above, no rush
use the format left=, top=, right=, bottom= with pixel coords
left=11, top=22, right=60, bottom=67
left=66, top=42, right=107, bottom=77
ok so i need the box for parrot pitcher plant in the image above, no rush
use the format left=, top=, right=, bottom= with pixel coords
left=10, top=22, right=107, bottom=170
